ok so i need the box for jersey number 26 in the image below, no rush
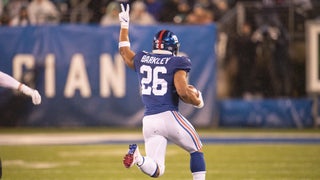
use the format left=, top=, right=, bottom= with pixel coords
left=140, top=65, right=168, bottom=96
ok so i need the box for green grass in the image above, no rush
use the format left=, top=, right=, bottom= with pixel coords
left=1, top=144, right=320, bottom=180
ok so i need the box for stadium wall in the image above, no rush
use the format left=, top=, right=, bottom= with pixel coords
left=217, top=98, right=314, bottom=128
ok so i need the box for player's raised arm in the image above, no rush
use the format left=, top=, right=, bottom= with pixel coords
left=174, top=70, right=204, bottom=108
left=118, top=3, right=135, bottom=69
left=0, top=71, right=41, bottom=105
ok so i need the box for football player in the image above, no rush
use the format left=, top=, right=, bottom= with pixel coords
left=118, top=3, right=206, bottom=180
left=0, top=71, right=41, bottom=105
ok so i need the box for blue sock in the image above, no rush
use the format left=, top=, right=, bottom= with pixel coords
left=190, top=151, right=206, bottom=173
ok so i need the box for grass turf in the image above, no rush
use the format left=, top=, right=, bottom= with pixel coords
left=1, top=143, right=320, bottom=180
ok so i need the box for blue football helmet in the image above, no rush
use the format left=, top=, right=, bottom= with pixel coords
left=152, top=30, right=180, bottom=55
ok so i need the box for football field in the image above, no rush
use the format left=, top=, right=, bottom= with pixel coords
left=0, top=128, right=320, bottom=180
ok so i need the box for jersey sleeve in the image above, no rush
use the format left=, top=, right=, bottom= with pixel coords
left=170, top=56, right=192, bottom=73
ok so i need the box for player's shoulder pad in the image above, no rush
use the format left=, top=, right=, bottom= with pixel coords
left=170, top=56, right=191, bottom=64
left=170, top=56, right=191, bottom=71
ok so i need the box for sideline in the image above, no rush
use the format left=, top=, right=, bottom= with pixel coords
left=1, top=132, right=320, bottom=145
left=0, top=133, right=143, bottom=145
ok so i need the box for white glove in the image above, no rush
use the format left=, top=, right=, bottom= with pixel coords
left=119, top=3, right=130, bottom=29
left=20, top=84, right=42, bottom=105
left=194, top=90, right=204, bottom=109
left=31, top=90, right=41, bottom=105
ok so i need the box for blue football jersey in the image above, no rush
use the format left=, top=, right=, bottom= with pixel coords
left=133, top=51, right=191, bottom=115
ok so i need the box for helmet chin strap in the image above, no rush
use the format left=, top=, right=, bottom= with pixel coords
left=152, top=49, right=173, bottom=55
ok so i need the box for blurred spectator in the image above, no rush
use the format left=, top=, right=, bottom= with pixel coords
left=173, top=0, right=193, bottom=24
left=5, top=0, right=29, bottom=19
left=100, top=1, right=120, bottom=26
left=250, top=25, right=279, bottom=97
left=0, top=13, right=10, bottom=25
left=27, top=0, right=60, bottom=25
left=10, top=6, right=30, bottom=26
left=88, top=0, right=111, bottom=23
left=249, top=1, right=291, bottom=97
left=292, top=0, right=313, bottom=17
left=51, top=0, right=70, bottom=23
left=250, top=22, right=291, bottom=97
left=185, top=3, right=214, bottom=24
left=144, top=0, right=163, bottom=21
left=0, top=0, right=3, bottom=18
left=157, top=0, right=179, bottom=23
left=230, top=22, right=256, bottom=98
left=130, top=0, right=156, bottom=25
left=69, top=0, right=91, bottom=23
left=212, top=0, right=230, bottom=21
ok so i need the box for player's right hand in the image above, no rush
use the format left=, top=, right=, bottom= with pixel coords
left=194, top=90, right=204, bottom=108
left=31, top=90, right=41, bottom=105
left=119, top=3, right=130, bottom=29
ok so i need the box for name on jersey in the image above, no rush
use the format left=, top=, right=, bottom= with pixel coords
left=141, top=55, right=170, bottom=65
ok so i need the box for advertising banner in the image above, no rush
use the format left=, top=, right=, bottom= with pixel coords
left=0, top=24, right=217, bottom=127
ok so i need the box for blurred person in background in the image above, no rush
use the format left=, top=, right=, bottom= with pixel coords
left=172, top=0, right=193, bottom=24
left=51, top=0, right=70, bottom=23
left=144, top=0, right=163, bottom=21
left=100, top=1, right=120, bottom=26
left=69, top=0, right=91, bottom=23
left=0, top=13, right=9, bottom=25
left=157, top=0, right=179, bottom=23
left=88, top=0, right=110, bottom=23
left=249, top=0, right=291, bottom=97
left=130, top=0, right=156, bottom=25
left=0, top=0, right=29, bottom=25
left=211, top=0, right=229, bottom=21
left=0, top=0, right=3, bottom=19
left=27, top=0, right=60, bottom=25
left=230, top=21, right=257, bottom=98
left=251, top=23, right=287, bottom=97
left=0, top=71, right=41, bottom=105
left=10, top=6, right=30, bottom=26
left=4, top=0, right=29, bottom=20
left=185, top=3, right=214, bottom=24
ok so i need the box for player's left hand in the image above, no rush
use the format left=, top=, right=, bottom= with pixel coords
left=119, top=3, right=130, bottom=29
left=20, top=84, right=42, bottom=105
